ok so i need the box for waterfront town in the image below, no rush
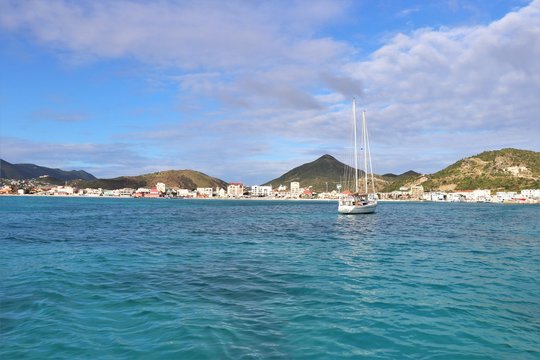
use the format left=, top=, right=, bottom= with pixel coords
left=1, top=178, right=539, bottom=204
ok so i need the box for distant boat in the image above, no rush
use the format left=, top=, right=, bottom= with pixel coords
left=338, top=99, right=378, bottom=214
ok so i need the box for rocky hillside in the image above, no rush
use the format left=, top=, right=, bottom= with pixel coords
left=384, top=148, right=539, bottom=192
left=71, top=169, right=228, bottom=190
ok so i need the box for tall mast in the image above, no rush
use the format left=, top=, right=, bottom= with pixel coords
left=365, top=110, right=376, bottom=195
left=353, top=98, right=359, bottom=193
left=362, top=110, right=368, bottom=193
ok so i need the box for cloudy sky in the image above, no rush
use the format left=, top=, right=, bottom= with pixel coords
left=1, top=0, right=539, bottom=185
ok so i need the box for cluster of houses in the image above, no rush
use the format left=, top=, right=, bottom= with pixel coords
left=2, top=179, right=539, bottom=203
left=379, top=185, right=540, bottom=203
left=92, top=181, right=312, bottom=199
left=0, top=181, right=313, bottom=199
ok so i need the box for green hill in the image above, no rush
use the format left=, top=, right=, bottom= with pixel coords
left=71, top=169, right=228, bottom=190
left=383, top=148, right=540, bottom=192
left=263, top=154, right=391, bottom=193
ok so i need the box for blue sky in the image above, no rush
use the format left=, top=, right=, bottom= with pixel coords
left=1, top=0, right=539, bottom=185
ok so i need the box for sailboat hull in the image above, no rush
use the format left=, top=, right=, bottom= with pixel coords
left=338, top=203, right=377, bottom=214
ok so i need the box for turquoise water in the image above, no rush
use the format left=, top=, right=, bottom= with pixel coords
left=1, top=197, right=539, bottom=359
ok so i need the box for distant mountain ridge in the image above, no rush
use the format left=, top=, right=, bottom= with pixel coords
left=4, top=148, right=537, bottom=192
left=0, top=159, right=96, bottom=181
left=71, top=169, right=228, bottom=190
left=1, top=159, right=226, bottom=190
left=381, top=170, right=421, bottom=180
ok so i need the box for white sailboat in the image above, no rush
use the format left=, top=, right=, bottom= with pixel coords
left=338, top=99, right=378, bottom=214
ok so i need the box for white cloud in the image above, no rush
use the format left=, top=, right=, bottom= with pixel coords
left=1, top=0, right=539, bottom=181
left=0, top=0, right=349, bottom=69
left=341, top=0, right=540, bottom=172
left=0, top=0, right=353, bottom=112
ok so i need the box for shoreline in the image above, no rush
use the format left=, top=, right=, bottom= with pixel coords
left=2, top=194, right=538, bottom=204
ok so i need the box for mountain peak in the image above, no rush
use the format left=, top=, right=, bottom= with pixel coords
left=263, top=154, right=389, bottom=192
left=317, top=154, right=337, bottom=161
left=400, top=170, right=421, bottom=178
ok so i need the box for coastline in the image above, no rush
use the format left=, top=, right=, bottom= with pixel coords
left=2, top=194, right=538, bottom=204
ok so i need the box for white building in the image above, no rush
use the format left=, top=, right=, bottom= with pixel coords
left=216, top=187, right=227, bottom=198
left=227, top=183, right=244, bottom=198
left=447, top=192, right=465, bottom=202
left=52, top=186, right=74, bottom=196
left=290, top=182, right=301, bottom=198
left=177, top=189, right=194, bottom=198
left=424, top=191, right=447, bottom=201
left=196, top=187, right=213, bottom=198
left=251, top=185, right=273, bottom=197
left=156, top=182, right=166, bottom=194
left=83, top=188, right=102, bottom=196
left=470, top=189, right=491, bottom=202
left=109, top=188, right=135, bottom=197
left=521, top=189, right=540, bottom=198
left=119, top=188, right=135, bottom=197
left=496, top=191, right=517, bottom=202
left=318, top=190, right=339, bottom=199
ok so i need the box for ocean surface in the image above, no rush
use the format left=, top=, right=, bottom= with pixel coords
left=1, top=197, right=539, bottom=359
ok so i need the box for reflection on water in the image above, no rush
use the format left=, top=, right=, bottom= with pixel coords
left=336, top=212, right=379, bottom=233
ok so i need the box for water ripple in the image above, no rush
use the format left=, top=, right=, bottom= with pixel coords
left=1, top=198, right=539, bottom=359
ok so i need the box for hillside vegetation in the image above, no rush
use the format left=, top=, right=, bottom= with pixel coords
left=264, top=154, right=391, bottom=193
left=380, top=172, right=425, bottom=192
left=71, top=170, right=228, bottom=190
left=386, top=148, right=539, bottom=192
